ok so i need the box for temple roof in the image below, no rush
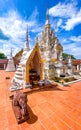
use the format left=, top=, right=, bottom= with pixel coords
left=21, top=49, right=33, bottom=65
left=63, top=59, right=81, bottom=65
left=72, top=60, right=81, bottom=65
left=0, top=59, right=19, bottom=64
left=0, top=59, right=8, bottom=63
left=21, top=37, right=41, bottom=65
left=57, top=43, right=63, bottom=50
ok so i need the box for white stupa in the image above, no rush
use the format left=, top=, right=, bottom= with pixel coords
left=13, top=25, right=30, bottom=84
left=5, top=48, right=15, bottom=71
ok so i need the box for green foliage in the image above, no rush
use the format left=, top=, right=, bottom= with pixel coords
left=53, top=77, right=62, bottom=82
left=62, top=53, right=76, bottom=60
left=64, top=77, right=76, bottom=82
left=52, top=76, right=76, bottom=83
left=0, top=52, right=7, bottom=59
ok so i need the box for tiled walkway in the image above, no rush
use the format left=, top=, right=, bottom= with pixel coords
left=0, top=70, right=81, bottom=130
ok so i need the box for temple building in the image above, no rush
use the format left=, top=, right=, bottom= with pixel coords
left=11, top=10, right=64, bottom=89
left=11, top=10, right=81, bottom=90
left=39, top=9, right=63, bottom=79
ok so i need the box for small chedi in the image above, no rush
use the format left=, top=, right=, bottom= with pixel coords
left=12, top=91, right=29, bottom=124
left=6, top=48, right=15, bottom=72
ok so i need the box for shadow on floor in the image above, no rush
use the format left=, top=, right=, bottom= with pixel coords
left=63, top=84, right=71, bottom=87
left=25, top=84, right=67, bottom=95
left=26, top=104, right=38, bottom=124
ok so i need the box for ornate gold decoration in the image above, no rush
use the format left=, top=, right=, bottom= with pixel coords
left=42, top=59, right=46, bottom=63
left=51, top=58, right=57, bottom=62
left=45, top=24, right=50, bottom=28
left=25, top=38, right=43, bottom=82
left=14, top=49, right=23, bottom=60
left=57, top=44, right=63, bottom=50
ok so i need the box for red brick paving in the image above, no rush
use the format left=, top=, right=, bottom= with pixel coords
left=0, top=70, right=81, bottom=130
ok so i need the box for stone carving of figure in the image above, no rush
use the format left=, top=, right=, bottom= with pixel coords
left=12, top=91, right=29, bottom=123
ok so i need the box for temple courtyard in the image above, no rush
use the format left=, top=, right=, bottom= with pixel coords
left=0, top=70, right=81, bottom=130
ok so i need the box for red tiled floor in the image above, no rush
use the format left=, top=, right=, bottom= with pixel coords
left=0, top=70, right=81, bottom=130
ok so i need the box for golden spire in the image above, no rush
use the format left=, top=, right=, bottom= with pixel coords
left=36, top=37, right=38, bottom=43
left=46, top=8, right=49, bottom=21
left=35, top=37, right=39, bottom=47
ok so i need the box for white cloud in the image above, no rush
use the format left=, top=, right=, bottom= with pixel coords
left=64, top=43, right=81, bottom=58
left=49, top=2, right=77, bottom=18
left=49, top=1, right=81, bottom=31
left=54, top=19, right=63, bottom=32
left=61, top=35, right=81, bottom=59
left=57, top=19, right=63, bottom=27
left=49, top=1, right=81, bottom=58
left=64, top=9, right=81, bottom=30
left=28, top=8, right=38, bottom=21
left=0, top=39, right=22, bottom=58
left=70, top=35, right=81, bottom=42
left=0, top=8, right=42, bottom=58
left=61, top=38, right=69, bottom=44
left=0, top=10, right=26, bottom=57
left=0, top=10, right=26, bottom=39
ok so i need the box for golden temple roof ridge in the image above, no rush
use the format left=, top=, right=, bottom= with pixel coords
left=35, top=37, right=39, bottom=47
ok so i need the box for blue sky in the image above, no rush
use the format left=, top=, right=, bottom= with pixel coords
left=0, top=0, right=81, bottom=59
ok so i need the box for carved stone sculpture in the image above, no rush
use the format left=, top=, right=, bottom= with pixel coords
left=12, top=91, right=29, bottom=124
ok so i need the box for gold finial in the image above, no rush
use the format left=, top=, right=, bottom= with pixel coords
left=35, top=37, right=39, bottom=47
left=46, top=8, right=49, bottom=20
left=36, top=37, right=38, bottom=43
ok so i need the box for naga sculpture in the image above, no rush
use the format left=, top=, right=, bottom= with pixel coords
left=12, top=90, right=29, bottom=124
